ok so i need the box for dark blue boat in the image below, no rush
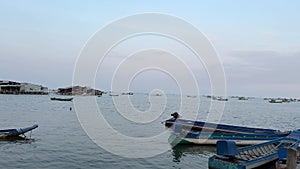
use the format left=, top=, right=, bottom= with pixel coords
left=0, top=124, right=38, bottom=139
left=208, top=131, right=300, bottom=169
left=167, top=120, right=291, bottom=146
left=165, top=118, right=289, bottom=135
left=50, top=97, right=73, bottom=101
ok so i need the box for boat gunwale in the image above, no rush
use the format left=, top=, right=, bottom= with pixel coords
left=165, top=119, right=289, bottom=135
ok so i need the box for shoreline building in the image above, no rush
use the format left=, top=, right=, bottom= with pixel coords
left=0, top=80, right=48, bottom=95
left=57, top=86, right=103, bottom=96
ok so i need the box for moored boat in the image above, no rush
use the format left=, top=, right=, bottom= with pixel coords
left=50, top=97, right=73, bottom=101
left=269, top=99, right=283, bottom=103
left=217, top=98, right=228, bottom=101
left=238, top=97, right=249, bottom=100
left=211, top=96, right=228, bottom=101
left=187, top=95, right=197, bottom=98
left=208, top=131, right=300, bottom=169
left=168, top=123, right=290, bottom=146
left=109, top=94, right=119, bottom=96
left=0, top=124, right=38, bottom=139
left=121, top=92, right=133, bottom=95
left=165, top=118, right=289, bottom=136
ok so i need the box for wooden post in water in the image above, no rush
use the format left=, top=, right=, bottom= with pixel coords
left=287, top=148, right=297, bottom=169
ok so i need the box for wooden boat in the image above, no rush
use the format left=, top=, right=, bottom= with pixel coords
left=211, top=96, right=228, bottom=101
left=217, top=98, right=228, bottom=101
left=169, top=130, right=290, bottom=146
left=269, top=99, right=283, bottom=103
left=187, top=95, right=197, bottom=98
left=50, top=97, right=73, bottom=101
left=238, top=97, right=249, bottom=100
left=0, top=124, right=38, bottom=139
left=121, top=92, right=133, bottom=95
left=168, top=122, right=291, bottom=146
left=208, top=131, right=300, bottom=169
left=109, top=94, right=119, bottom=96
left=165, top=118, right=290, bottom=136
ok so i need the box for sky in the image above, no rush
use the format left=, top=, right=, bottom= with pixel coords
left=0, top=1, right=300, bottom=97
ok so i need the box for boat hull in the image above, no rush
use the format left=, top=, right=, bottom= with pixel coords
left=165, top=119, right=290, bottom=136
left=168, top=120, right=290, bottom=146
left=0, top=124, right=38, bottom=139
left=50, top=97, right=73, bottom=101
left=209, top=137, right=300, bottom=169
left=169, top=132, right=279, bottom=146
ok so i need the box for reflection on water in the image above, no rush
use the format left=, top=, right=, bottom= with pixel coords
left=0, top=136, right=35, bottom=143
left=172, top=145, right=216, bottom=162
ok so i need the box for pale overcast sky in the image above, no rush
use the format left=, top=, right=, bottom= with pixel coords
left=0, top=1, right=300, bottom=97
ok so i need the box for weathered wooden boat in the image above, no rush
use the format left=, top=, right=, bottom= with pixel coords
left=165, top=118, right=290, bottom=136
left=0, top=124, right=38, bottom=139
left=211, top=96, right=228, bottom=101
left=276, top=147, right=300, bottom=169
left=121, top=92, right=133, bottom=95
left=217, top=98, right=228, bottom=101
left=109, top=94, right=119, bottom=96
left=208, top=131, right=300, bottom=169
left=50, top=97, right=73, bottom=101
left=238, top=97, right=249, bottom=100
left=269, top=99, right=283, bottom=103
left=276, top=131, right=300, bottom=169
left=168, top=123, right=291, bottom=146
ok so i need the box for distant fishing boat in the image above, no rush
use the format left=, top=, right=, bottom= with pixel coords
left=269, top=99, right=283, bottom=103
left=268, top=98, right=296, bottom=103
left=50, top=97, right=73, bottom=101
left=217, top=98, right=228, bottom=101
left=187, top=95, right=197, bottom=98
left=0, top=124, right=38, bottom=139
left=109, top=94, right=119, bottom=96
left=208, top=131, right=300, bottom=169
left=212, top=96, right=228, bottom=101
left=151, top=93, right=162, bottom=96
left=238, top=97, right=249, bottom=100
left=121, top=92, right=133, bottom=95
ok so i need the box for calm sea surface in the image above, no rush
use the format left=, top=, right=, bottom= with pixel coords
left=0, top=94, right=299, bottom=168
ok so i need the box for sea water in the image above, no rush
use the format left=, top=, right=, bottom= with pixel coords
left=0, top=94, right=299, bottom=168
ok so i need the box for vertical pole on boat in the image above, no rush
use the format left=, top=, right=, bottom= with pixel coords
left=287, top=148, right=297, bottom=169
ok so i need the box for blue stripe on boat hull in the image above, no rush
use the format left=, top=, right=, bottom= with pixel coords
left=165, top=119, right=290, bottom=136
left=169, top=131, right=287, bottom=146
left=169, top=134, right=270, bottom=146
